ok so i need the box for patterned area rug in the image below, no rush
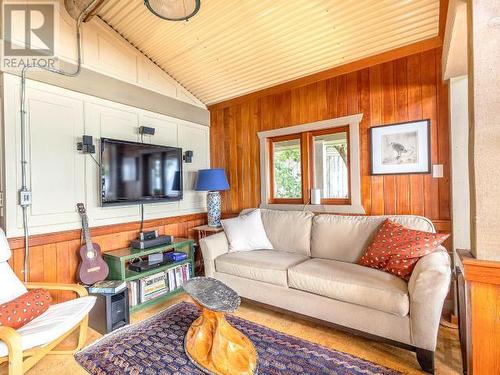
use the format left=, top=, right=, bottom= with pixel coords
left=75, top=301, right=401, bottom=375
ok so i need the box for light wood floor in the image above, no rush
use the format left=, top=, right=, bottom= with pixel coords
left=1, top=293, right=463, bottom=375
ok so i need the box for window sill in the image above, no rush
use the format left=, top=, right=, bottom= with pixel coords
left=260, top=203, right=366, bottom=214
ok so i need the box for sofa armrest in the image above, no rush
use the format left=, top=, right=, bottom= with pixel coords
left=408, top=248, right=451, bottom=350
left=200, top=232, right=229, bottom=277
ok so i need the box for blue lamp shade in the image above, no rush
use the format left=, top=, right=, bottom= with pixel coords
left=195, top=169, right=229, bottom=191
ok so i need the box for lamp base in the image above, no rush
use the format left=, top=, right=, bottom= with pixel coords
left=206, top=191, right=222, bottom=227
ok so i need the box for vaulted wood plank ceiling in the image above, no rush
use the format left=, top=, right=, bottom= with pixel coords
left=98, top=0, right=440, bottom=105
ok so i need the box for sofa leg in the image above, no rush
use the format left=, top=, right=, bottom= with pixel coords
left=416, top=349, right=435, bottom=374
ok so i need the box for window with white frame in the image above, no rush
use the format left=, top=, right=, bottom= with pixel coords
left=258, top=114, right=364, bottom=214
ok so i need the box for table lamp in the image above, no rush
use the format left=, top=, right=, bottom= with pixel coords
left=195, top=168, right=230, bottom=227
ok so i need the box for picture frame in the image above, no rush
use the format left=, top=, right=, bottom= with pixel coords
left=370, top=120, right=431, bottom=175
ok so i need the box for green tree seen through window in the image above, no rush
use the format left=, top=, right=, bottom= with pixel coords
left=273, top=146, right=301, bottom=198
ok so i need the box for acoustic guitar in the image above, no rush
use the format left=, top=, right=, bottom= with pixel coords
left=76, top=203, right=109, bottom=285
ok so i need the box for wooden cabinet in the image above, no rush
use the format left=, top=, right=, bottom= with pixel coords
left=456, top=266, right=471, bottom=375
left=457, top=250, right=500, bottom=374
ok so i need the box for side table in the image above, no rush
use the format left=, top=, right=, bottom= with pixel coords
left=192, top=225, right=224, bottom=276
left=183, top=277, right=258, bottom=375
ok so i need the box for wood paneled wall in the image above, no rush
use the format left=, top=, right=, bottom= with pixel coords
left=209, top=48, right=451, bottom=229
left=7, top=214, right=206, bottom=303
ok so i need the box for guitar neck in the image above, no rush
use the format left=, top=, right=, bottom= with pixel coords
left=81, top=215, right=94, bottom=250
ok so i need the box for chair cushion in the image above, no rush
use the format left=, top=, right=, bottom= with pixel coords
left=288, top=258, right=410, bottom=316
left=0, top=296, right=96, bottom=357
left=0, top=289, right=52, bottom=329
left=310, top=214, right=436, bottom=262
left=358, top=219, right=449, bottom=281
left=0, top=263, right=28, bottom=304
left=0, top=229, right=11, bottom=263
left=260, top=209, right=314, bottom=256
left=215, top=250, right=309, bottom=287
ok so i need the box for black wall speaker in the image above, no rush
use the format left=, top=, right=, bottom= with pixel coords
left=139, top=126, right=155, bottom=136
left=183, top=150, right=193, bottom=163
left=77, top=135, right=95, bottom=154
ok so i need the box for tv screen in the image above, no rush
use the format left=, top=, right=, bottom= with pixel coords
left=100, top=138, right=183, bottom=206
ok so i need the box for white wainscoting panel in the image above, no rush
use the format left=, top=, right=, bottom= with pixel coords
left=27, top=94, right=85, bottom=219
left=83, top=101, right=142, bottom=225
left=3, top=75, right=86, bottom=234
left=137, top=56, right=178, bottom=99
left=138, top=112, right=182, bottom=218
left=57, top=5, right=78, bottom=64
left=2, top=74, right=209, bottom=237
left=178, top=122, right=209, bottom=213
left=83, top=21, right=138, bottom=83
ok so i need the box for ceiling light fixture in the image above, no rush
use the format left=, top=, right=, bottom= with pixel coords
left=144, top=0, right=201, bottom=21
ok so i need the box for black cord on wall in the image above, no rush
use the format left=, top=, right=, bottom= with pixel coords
left=139, top=131, right=145, bottom=234
left=90, top=153, right=100, bottom=168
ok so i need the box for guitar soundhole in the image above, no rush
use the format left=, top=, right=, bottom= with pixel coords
left=87, top=251, right=95, bottom=260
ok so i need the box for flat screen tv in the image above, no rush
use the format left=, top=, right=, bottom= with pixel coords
left=100, top=138, right=183, bottom=206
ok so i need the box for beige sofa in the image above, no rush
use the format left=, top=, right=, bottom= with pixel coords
left=200, top=209, right=451, bottom=374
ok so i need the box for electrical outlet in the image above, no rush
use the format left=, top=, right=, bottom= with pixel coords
left=432, top=164, right=444, bottom=178
left=19, top=190, right=32, bottom=206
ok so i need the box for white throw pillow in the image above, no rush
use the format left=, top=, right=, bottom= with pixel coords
left=221, top=209, right=274, bottom=252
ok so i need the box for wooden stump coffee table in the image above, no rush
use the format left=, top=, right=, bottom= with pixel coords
left=183, top=277, right=258, bottom=375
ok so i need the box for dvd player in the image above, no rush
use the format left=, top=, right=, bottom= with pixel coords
left=128, top=259, right=168, bottom=272
left=127, top=251, right=187, bottom=273
left=130, top=235, right=173, bottom=250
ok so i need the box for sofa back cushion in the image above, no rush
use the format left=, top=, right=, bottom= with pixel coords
left=311, top=215, right=436, bottom=262
left=241, top=209, right=314, bottom=255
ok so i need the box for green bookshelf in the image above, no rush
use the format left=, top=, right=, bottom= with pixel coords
left=103, top=238, right=195, bottom=312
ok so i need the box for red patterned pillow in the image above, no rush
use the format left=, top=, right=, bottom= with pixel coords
left=358, top=219, right=449, bottom=281
left=0, top=289, right=52, bottom=329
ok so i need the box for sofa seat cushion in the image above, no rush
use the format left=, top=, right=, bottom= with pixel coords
left=215, top=250, right=309, bottom=287
left=288, top=258, right=409, bottom=316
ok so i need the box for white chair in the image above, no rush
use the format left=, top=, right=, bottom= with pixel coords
left=0, top=229, right=96, bottom=374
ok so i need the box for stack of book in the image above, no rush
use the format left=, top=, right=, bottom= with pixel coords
left=166, top=263, right=191, bottom=293
left=89, top=280, right=127, bottom=294
left=127, top=263, right=192, bottom=307
left=140, top=272, right=168, bottom=303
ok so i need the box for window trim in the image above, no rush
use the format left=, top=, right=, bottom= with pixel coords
left=258, top=114, right=365, bottom=214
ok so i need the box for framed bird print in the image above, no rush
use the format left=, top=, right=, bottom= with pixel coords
left=370, top=120, right=431, bottom=175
